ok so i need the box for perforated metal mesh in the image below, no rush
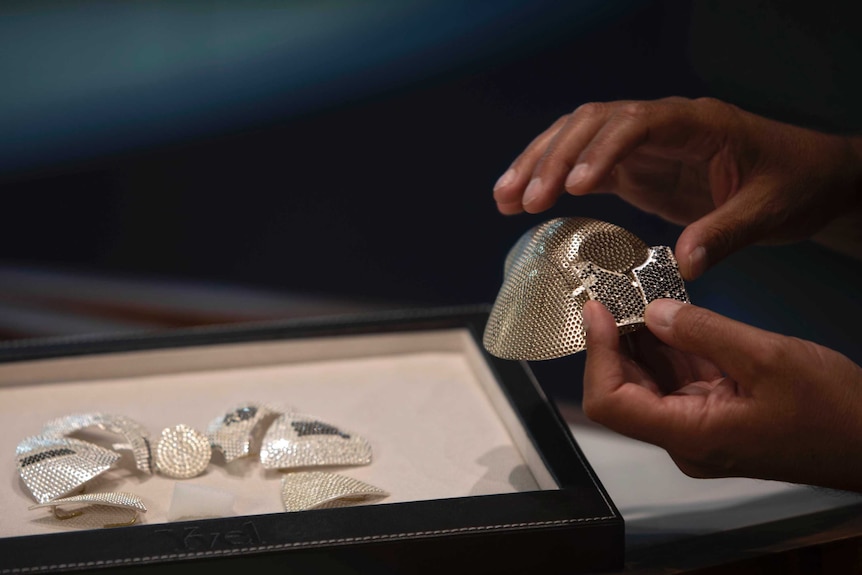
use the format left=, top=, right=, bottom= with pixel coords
left=483, top=217, right=690, bottom=361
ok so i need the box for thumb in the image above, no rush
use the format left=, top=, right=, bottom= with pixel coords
left=644, top=299, right=778, bottom=382
left=675, top=189, right=771, bottom=280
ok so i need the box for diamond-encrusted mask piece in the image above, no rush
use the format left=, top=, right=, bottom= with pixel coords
left=633, top=245, right=690, bottom=303
left=29, top=492, right=147, bottom=528
left=483, top=217, right=690, bottom=360
left=260, top=414, right=372, bottom=470
left=207, top=402, right=281, bottom=463
left=154, top=424, right=212, bottom=479
left=28, top=491, right=147, bottom=514
left=573, top=261, right=646, bottom=328
left=280, top=471, right=388, bottom=512
left=16, top=437, right=121, bottom=504
left=576, top=245, right=691, bottom=329
left=41, top=413, right=153, bottom=474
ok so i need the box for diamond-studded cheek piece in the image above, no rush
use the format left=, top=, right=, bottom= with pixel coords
left=483, top=217, right=691, bottom=361
left=16, top=437, right=121, bottom=504
left=40, top=413, right=153, bottom=475
left=16, top=407, right=383, bottom=528
left=207, top=402, right=282, bottom=463
left=260, top=414, right=372, bottom=470
left=280, top=471, right=388, bottom=512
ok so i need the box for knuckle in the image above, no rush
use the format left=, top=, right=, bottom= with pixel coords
left=674, top=305, right=716, bottom=344
left=553, top=113, right=571, bottom=128
left=534, top=128, right=578, bottom=174
left=803, top=338, right=841, bottom=372
left=693, top=96, right=735, bottom=115
left=749, top=334, right=788, bottom=371
left=745, top=334, right=811, bottom=381
left=703, top=221, right=742, bottom=254
left=534, top=147, right=570, bottom=176
left=693, top=96, right=744, bottom=129
left=615, top=101, right=652, bottom=122
left=660, top=95, right=692, bottom=106
left=572, top=101, right=608, bottom=121
left=692, top=96, right=723, bottom=109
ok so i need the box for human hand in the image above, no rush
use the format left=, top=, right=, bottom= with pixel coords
left=580, top=298, right=862, bottom=492
left=493, top=97, right=862, bottom=279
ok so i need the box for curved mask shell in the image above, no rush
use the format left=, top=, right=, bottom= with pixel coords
left=483, top=217, right=689, bottom=361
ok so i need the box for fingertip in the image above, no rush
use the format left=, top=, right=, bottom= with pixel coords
left=581, top=299, right=601, bottom=333
left=677, top=199, right=763, bottom=280
left=523, top=202, right=550, bottom=215
left=493, top=168, right=516, bottom=194
left=644, top=298, right=686, bottom=330
left=496, top=200, right=525, bottom=216
left=583, top=300, right=617, bottom=347
left=492, top=186, right=518, bottom=205
left=563, top=163, right=591, bottom=195
left=582, top=299, right=623, bottom=417
left=523, top=201, right=552, bottom=214
left=674, top=233, right=708, bottom=281
left=492, top=170, right=526, bottom=204
left=521, top=177, right=543, bottom=208
left=522, top=174, right=570, bottom=213
left=687, top=246, right=708, bottom=280
left=673, top=245, right=708, bottom=281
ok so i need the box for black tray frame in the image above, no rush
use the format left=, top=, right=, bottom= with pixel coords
left=0, top=305, right=623, bottom=574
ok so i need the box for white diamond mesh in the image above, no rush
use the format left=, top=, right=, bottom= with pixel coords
left=206, top=402, right=282, bottom=463
left=41, top=413, right=153, bottom=474
left=155, top=424, right=212, bottom=479
left=28, top=491, right=147, bottom=513
left=280, top=471, right=388, bottom=512
left=260, top=414, right=371, bottom=470
left=16, top=437, right=120, bottom=504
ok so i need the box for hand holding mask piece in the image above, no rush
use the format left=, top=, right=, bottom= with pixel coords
left=483, top=217, right=690, bottom=360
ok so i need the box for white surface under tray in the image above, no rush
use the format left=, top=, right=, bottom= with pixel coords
left=567, top=419, right=862, bottom=549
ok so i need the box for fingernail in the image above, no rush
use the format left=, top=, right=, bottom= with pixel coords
left=564, top=163, right=590, bottom=190
left=522, top=177, right=542, bottom=206
left=688, top=246, right=708, bottom=279
left=494, top=169, right=516, bottom=191
left=646, top=298, right=684, bottom=329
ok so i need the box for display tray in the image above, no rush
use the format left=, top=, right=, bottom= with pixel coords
left=0, top=305, right=623, bottom=574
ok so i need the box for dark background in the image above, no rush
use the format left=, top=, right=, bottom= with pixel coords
left=1, top=0, right=860, bottom=401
